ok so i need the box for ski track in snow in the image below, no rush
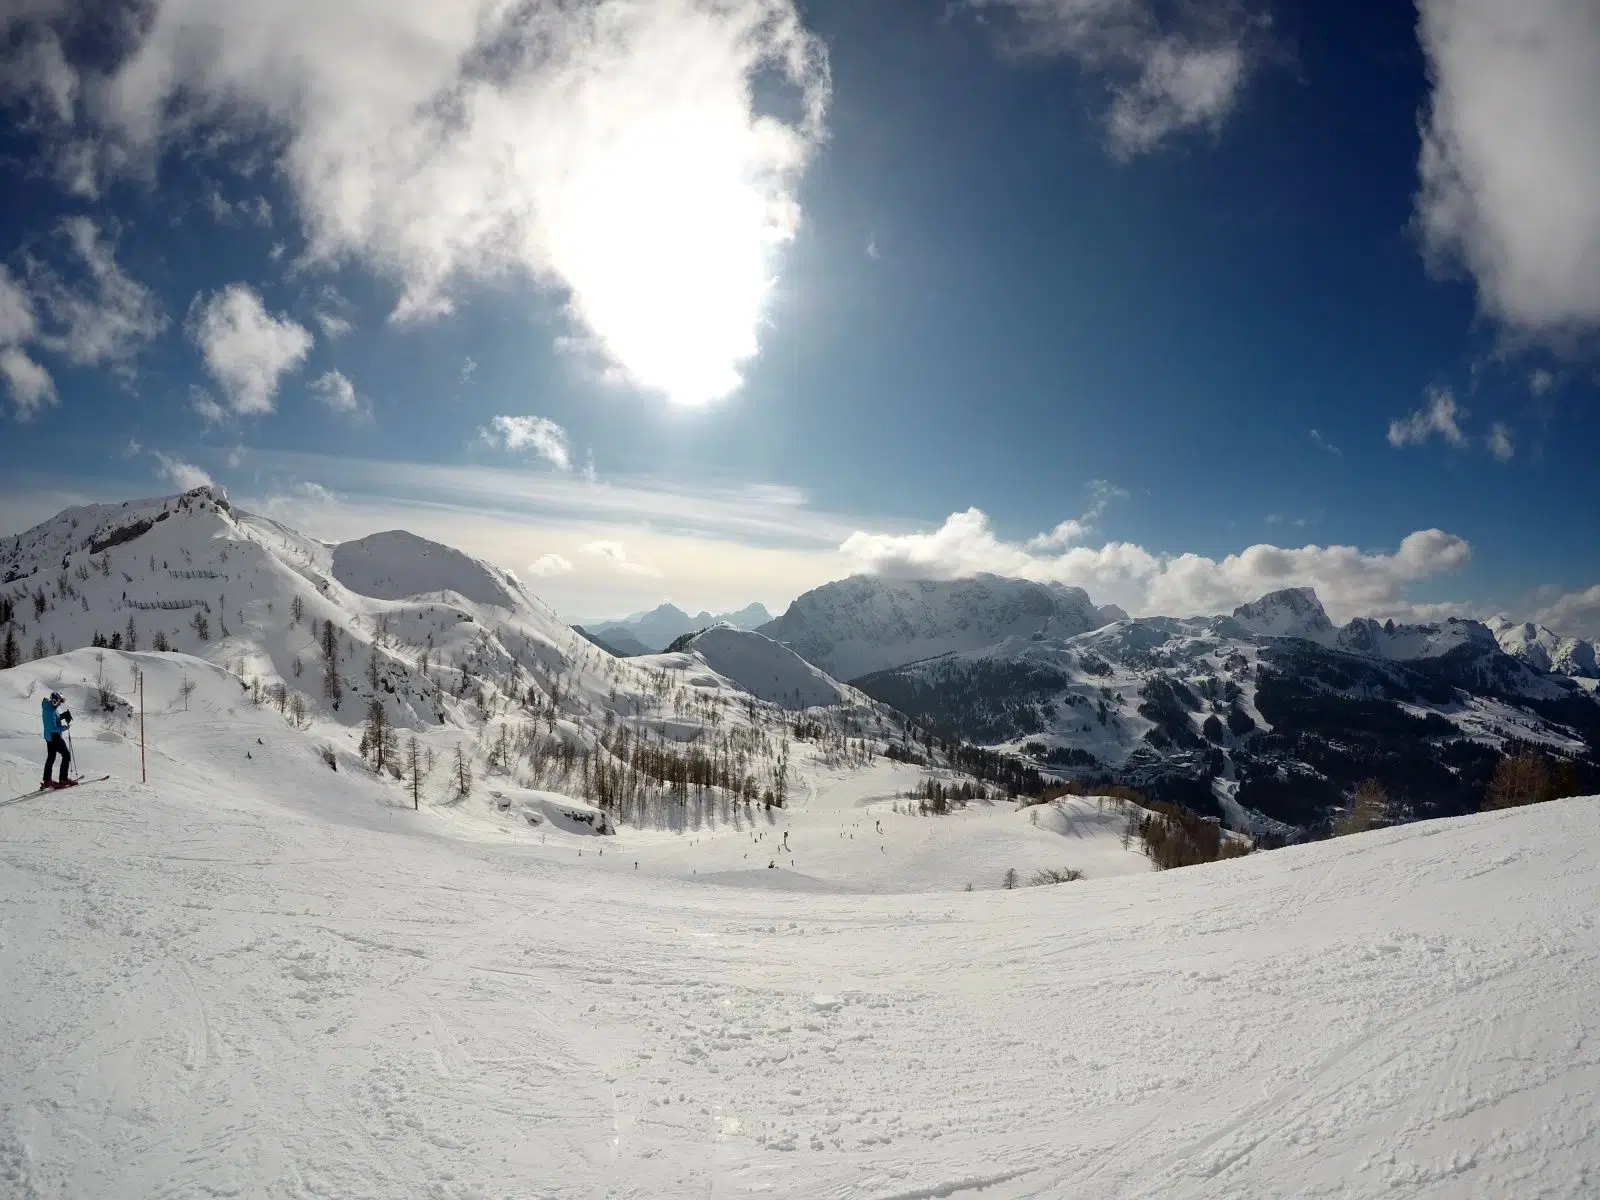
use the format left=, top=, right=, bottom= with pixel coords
left=1, top=665, right=1599, bottom=1196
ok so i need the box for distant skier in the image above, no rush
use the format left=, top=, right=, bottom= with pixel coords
left=40, top=691, right=73, bottom=789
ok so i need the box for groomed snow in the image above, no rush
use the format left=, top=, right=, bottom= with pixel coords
left=4, top=652, right=1599, bottom=1197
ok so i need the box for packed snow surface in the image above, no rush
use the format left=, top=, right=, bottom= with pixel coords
left=3, top=655, right=1598, bottom=1197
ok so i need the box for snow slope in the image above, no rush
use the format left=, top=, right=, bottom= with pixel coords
left=330, top=528, right=519, bottom=609
left=3, top=652, right=1598, bottom=1198
left=675, top=625, right=848, bottom=710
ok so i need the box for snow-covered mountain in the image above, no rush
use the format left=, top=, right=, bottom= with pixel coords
left=1486, top=615, right=1598, bottom=678
left=0, top=488, right=903, bottom=828
left=658, top=626, right=849, bottom=710
left=847, top=584, right=1600, bottom=834
left=1228, top=586, right=1337, bottom=644
left=586, top=600, right=774, bottom=652
left=757, top=573, right=1128, bottom=682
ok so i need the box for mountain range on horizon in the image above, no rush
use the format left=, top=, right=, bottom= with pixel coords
left=3, top=488, right=1598, bottom=842
left=579, top=600, right=774, bottom=654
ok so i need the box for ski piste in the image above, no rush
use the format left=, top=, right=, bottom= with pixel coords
left=0, top=775, right=111, bottom=809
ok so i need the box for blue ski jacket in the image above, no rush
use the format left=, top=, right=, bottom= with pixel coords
left=42, top=698, right=62, bottom=740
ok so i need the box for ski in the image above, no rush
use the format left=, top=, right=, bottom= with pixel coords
left=0, top=775, right=110, bottom=809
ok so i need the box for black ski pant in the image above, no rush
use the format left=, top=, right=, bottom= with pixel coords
left=43, top=734, right=70, bottom=784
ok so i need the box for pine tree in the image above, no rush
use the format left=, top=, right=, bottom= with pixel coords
left=1, top=625, right=18, bottom=670
left=454, top=744, right=471, bottom=798
left=125, top=616, right=138, bottom=651
left=363, top=698, right=396, bottom=771
left=320, top=620, right=342, bottom=709
left=408, top=737, right=422, bottom=810
left=290, top=594, right=304, bottom=625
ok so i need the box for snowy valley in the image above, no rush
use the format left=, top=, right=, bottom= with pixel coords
left=2, top=490, right=1598, bottom=1198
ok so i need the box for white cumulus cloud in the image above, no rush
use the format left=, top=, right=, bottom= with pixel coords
left=188, top=283, right=313, bottom=416
left=1415, top=0, right=1600, bottom=345
left=149, top=450, right=214, bottom=491
left=1533, top=583, right=1600, bottom=641
left=480, top=415, right=572, bottom=471
left=16, top=0, right=830, bottom=408
left=964, top=0, right=1268, bottom=158
left=840, top=508, right=1471, bottom=623
left=0, top=346, right=56, bottom=420
left=529, top=553, right=574, bottom=577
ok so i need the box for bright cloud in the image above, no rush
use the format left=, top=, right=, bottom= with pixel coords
left=480, top=415, right=572, bottom=471
left=16, top=0, right=830, bottom=407
left=964, top=0, right=1268, bottom=157
left=1534, top=584, right=1600, bottom=641
left=188, top=283, right=313, bottom=416
left=529, top=553, right=574, bottom=577
left=1388, top=385, right=1468, bottom=449
left=0, top=347, right=56, bottom=420
left=310, top=369, right=370, bottom=422
left=581, top=539, right=660, bottom=577
left=149, top=450, right=214, bottom=491
left=841, top=508, right=1471, bottom=623
left=1415, top=0, right=1600, bottom=344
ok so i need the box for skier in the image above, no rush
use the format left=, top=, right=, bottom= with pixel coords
left=40, top=691, right=73, bottom=789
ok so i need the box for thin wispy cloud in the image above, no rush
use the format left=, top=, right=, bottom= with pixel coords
left=1388, top=385, right=1468, bottom=449
left=1486, top=422, right=1515, bottom=462
left=1415, top=0, right=1600, bottom=347
left=581, top=539, right=660, bottom=577
left=963, top=0, right=1271, bottom=158
left=1310, top=428, right=1341, bottom=456
left=190, top=387, right=227, bottom=427
left=310, top=369, right=371, bottom=423
left=188, top=283, right=313, bottom=416
left=27, top=217, right=167, bottom=369
left=11, top=0, right=831, bottom=407
left=480, top=415, right=572, bottom=471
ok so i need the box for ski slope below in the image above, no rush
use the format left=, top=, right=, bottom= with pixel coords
left=3, top=661, right=1599, bottom=1197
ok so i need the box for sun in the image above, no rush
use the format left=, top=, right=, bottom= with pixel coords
left=554, top=110, right=797, bottom=407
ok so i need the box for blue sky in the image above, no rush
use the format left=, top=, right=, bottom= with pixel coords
left=1, top=0, right=1597, bottom=633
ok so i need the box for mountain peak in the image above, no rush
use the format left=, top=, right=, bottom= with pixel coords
left=1230, top=587, right=1335, bottom=643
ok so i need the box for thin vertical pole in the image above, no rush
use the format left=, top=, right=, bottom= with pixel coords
left=139, top=672, right=146, bottom=784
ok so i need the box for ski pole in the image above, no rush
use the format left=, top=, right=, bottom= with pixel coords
left=67, top=727, right=80, bottom=782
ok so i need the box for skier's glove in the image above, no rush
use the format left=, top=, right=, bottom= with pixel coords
left=58, top=710, right=72, bottom=728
